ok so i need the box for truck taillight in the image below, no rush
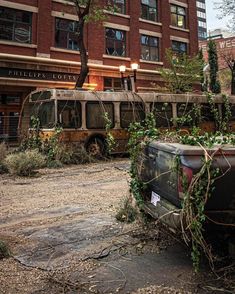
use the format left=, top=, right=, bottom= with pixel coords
left=178, top=166, right=193, bottom=199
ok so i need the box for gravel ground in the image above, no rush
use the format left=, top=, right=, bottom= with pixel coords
left=0, top=159, right=233, bottom=294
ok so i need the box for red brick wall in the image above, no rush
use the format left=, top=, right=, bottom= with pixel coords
left=0, top=0, right=199, bottom=87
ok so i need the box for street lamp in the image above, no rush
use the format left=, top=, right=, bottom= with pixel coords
left=131, top=63, right=139, bottom=83
left=119, top=63, right=139, bottom=92
left=119, top=65, right=126, bottom=89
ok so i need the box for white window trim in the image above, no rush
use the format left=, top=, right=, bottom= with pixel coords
left=139, top=18, right=162, bottom=27
left=0, top=40, right=37, bottom=48
left=50, top=47, right=81, bottom=54
left=52, top=11, right=78, bottom=21
left=140, top=59, right=163, bottom=65
left=52, top=0, right=75, bottom=5
left=103, top=54, right=131, bottom=61
left=139, top=29, right=162, bottom=38
left=104, top=10, right=130, bottom=19
left=170, top=26, right=190, bottom=33
left=170, top=36, right=189, bottom=43
left=169, top=0, right=188, bottom=8
left=103, top=22, right=130, bottom=31
left=0, top=0, right=38, bottom=12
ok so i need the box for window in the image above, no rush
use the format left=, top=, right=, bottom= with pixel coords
left=198, top=20, right=206, bottom=28
left=0, top=6, right=32, bottom=43
left=0, top=93, right=20, bottom=105
left=58, top=100, right=81, bottom=129
left=141, top=35, right=159, bottom=61
left=104, top=77, right=122, bottom=91
left=141, top=0, right=158, bottom=22
left=111, top=0, right=126, bottom=14
left=151, top=103, right=173, bottom=127
left=197, top=11, right=206, bottom=19
left=86, top=102, right=114, bottom=129
left=55, top=18, right=79, bottom=50
left=37, top=102, right=55, bottom=129
left=171, top=5, right=186, bottom=28
left=198, top=30, right=207, bottom=39
left=105, top=28, right=126, bottom=56
left=172, top=40, right=187, bottom=54
left=196, top=2, right=206, bottom=9
left=120, top=102, right=145, bottom=128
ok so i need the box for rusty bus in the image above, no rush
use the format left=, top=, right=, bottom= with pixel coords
left=19, top=89, right=235, bottom=156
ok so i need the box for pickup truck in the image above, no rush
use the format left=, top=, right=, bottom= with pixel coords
left=139, top=141, right=235, bottom=233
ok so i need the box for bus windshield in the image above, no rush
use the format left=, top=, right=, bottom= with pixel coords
left=30, top=90, right=52, bottom=102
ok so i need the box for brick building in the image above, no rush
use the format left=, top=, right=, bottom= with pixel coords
left=199, top=36, right=235, bottom=93
left=0, top=0, right=198, bottom=140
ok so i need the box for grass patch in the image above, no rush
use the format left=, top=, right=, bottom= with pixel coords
left=116, top=196, right=137, bottom=223
left=4, top=150, right=46, bottom=176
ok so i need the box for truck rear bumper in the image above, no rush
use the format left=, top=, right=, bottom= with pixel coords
left=143, top=199, right=235, bottom=233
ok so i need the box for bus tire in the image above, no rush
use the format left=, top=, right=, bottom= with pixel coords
left=86, top=137, right=106, bottom=158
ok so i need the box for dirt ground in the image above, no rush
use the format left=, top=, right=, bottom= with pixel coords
left=0, top=159, right=234, bottom=294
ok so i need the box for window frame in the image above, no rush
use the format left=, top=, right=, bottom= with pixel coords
left=141, top=0, right=158, bottom=22
left=172, top=40, right=188, bottom=55
left=104, top=77, right=122, bottom=91
left=113, top=0, right=126, bottom=14
left=120, top=102, right=145, bottom=129
left=0, top=6, right=32, bottom=44
left=57, top=100, right=82, bottom=129
left=55, top=17, right=79, bottom=51
left=105, top=27, right=126, bottom=57
left=170, top=4, right=186, bottom=29
left=86, top=101, right=115, bottom=129
left=141, top=34, right=160, bottom=62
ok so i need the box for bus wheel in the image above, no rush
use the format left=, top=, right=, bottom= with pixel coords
left=86, top=138, right=105, bottom=158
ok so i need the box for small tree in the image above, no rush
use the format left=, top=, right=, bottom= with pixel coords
left=160, top=49, right=203, bottom=93
left=208, top=40, right=221, bottom=94
left=220, top=50, right=235, bottom=95
left=67, top=0, right=116, bottom=88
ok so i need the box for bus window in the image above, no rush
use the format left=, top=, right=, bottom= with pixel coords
left=200, top=103, right=215, bottom=122
left=151, top=102, right=173, bottom=127
left=86, top=102, right=114, bottom=129
left=58, top=100, right=81, bottom=128
left=177, top=103, right=200, bottom=127
left=120, top=102, right=145, bottom=129
left=38, top=101, right=55, bottom=128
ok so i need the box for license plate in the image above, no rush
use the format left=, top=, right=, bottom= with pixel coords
left=151, top=191, right=161, bottom=206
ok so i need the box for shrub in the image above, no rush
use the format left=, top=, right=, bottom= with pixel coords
left=4, top=150, right=46, bottom=176
left=116, top=196, right=137, bottom=223
left=47, top=159, right=63, bottom=169
left=72, top=146, right=96, bottom=164
left=0, top=142, right=7, bottom=162
left=54, top=144, right=75, bottom=165
left=0, top=143, right=8, bottom=173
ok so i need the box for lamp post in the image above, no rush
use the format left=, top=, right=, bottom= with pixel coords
left=119, top=65, right=126, bottom=90
left=119, top=63, right=139, bottom=92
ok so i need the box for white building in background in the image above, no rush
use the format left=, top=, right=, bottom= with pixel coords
left=208, top=28, right=235, bottom=39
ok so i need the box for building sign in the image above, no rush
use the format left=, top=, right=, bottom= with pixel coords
left=0, top=68, right=79, bottom=82
left=199, top=37, right=235, bottom=52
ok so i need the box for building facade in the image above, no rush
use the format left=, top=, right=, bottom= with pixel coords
left=196, top=0, right=207, bottom=40
left=0, top=0, right=198, bottom=141
left=199, top=35, right=235, bottom=94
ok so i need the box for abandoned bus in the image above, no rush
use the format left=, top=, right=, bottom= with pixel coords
left=20, top=89, right=235, bottom=156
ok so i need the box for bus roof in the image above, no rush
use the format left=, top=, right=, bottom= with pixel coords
left=29, top=89, right=235, bottom=104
